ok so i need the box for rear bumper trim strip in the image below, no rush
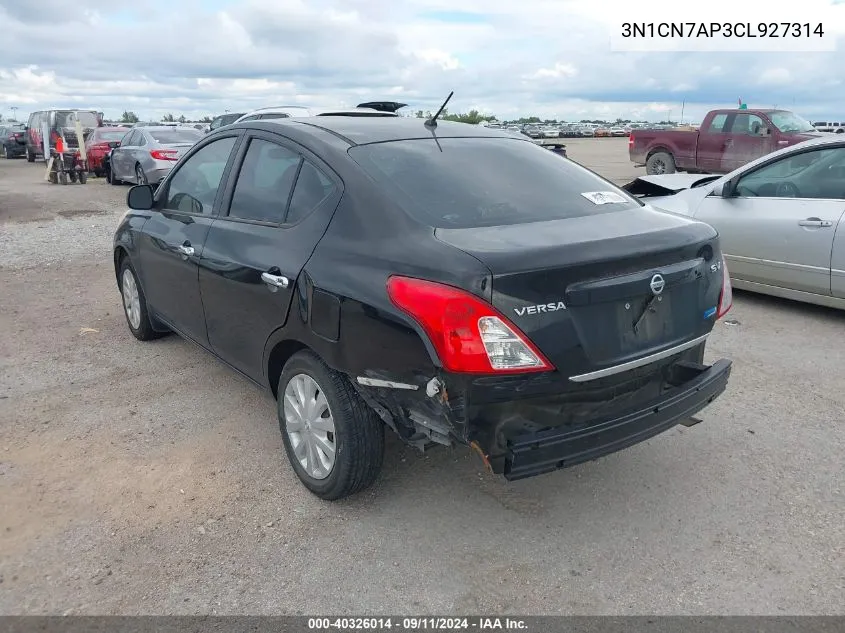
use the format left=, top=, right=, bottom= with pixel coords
left=568, top=333, right=710, bottom=383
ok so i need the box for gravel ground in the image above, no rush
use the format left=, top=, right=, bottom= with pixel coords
left=0, top=142, right=843, bottom=615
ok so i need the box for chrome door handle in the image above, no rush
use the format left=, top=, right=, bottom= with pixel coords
left=177, top=244, right=195, bottom=258
left=798, top=218, right=832, bottom=228
left=261, top=272, right=289, bottom=290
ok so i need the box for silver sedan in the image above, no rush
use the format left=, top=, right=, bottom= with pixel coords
left=623, top=134, right=845, bottom=310
left=109, top=126, right=203, bottom=186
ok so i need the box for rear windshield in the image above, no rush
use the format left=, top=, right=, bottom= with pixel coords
left=349, top=137, right=641, bottom=228
left=148, top=129, right=202, bottom=144
left=55, top=111, right=99, bottom=129
left=95, top=130, right=127, bottom=141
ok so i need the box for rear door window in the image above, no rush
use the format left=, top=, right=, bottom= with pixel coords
left=349, top=137, right=641, bottom=228
left=227, top=138, right=301, bottom=223
left=705, top=114, right=728, bottom=133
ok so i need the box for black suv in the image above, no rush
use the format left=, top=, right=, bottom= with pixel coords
left=0, top=123, right=26, bottom=159
left=113, top=116, right=733, bottom=500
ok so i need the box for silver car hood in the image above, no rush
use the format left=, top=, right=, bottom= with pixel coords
left=622, top=173, right=722, bottom=196
left=622, top=174, right=723, bottom=217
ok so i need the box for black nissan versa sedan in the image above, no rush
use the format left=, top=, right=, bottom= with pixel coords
left=113, top=116, right=733, bottom=500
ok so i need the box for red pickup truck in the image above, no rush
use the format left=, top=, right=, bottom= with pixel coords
left=629, top=109, right=824, bottom=175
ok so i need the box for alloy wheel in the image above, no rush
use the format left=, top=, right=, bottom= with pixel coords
left=122, top=269, right=142, bottom=330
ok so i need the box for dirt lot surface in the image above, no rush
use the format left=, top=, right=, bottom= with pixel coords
left=1, top=139, right=843, bottom=615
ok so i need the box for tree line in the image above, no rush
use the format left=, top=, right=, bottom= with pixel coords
left=118, top=111, right=214, bottom=124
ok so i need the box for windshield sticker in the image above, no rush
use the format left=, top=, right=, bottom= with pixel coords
left=581, top=191, right=628, bottom=205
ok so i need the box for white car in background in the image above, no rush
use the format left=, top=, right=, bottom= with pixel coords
left=623, top=134, right=845, bottom=310
left=233, top=102, right=407, bottom=123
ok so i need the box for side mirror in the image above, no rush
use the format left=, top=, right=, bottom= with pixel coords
left=127, top=184, right=154, bottom=210
left=712, top=180, right=734, bottom=198
left=761, top=127, right=771, bottom=136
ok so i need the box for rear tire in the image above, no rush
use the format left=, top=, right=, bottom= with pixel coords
left=26, top=147, right=35, bottom=162
left=646, top=151, right=676, bottom=175
left=59, top=172, right=68, bottom=185
left=278, top=351, right=385, bottom=500
left=78, top=171, right=87, bottom=184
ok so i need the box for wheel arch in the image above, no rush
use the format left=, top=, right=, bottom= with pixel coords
left=646, top=145, right=674, bottom=161
left=267, top=339, right=311, bottom=400
left=114, top=246, right=129, bottom=285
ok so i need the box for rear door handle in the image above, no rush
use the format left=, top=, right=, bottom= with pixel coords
left=261, top=272, right=290, bottom=290
left=798, top=218, right=832, bottom=227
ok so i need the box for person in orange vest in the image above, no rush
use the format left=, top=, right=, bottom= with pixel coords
left=55, top=135, right=65, bottom=154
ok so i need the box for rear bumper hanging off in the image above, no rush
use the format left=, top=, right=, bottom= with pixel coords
left=498, top=358, right=732, bottom=480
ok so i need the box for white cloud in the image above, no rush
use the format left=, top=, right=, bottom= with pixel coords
left=757, top=68, right=793, bottom=85
left=0, top=0, right=843, bottom=122
left=526, top=63, right=578, bottom=80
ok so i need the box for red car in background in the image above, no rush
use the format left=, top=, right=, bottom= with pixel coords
left=85, top=127, right=128, bottom=176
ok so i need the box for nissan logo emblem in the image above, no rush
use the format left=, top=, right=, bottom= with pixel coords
left=650, top=274, right=665, bottom=296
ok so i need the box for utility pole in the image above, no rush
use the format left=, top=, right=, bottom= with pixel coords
left=10, top=106, right=18, bottom=121
left=680, top=100, right=685, bottom=124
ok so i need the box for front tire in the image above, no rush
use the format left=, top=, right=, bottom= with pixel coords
left=3, top=145, right=9, bottom=159
left=278, top=351, right=385, bottom=500
left=118, top=258, right=163, bottom=341
left=108, top=162, right=121, bottom=185
left=646, top=151, right=677, bottom=175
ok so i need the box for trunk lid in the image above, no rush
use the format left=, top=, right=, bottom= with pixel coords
left=436, top=206, right=723, bottom=379
left=158, top=143, right=194, bottom=159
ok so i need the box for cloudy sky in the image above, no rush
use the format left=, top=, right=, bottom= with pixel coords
left=1, top=0, right=844, bottom=123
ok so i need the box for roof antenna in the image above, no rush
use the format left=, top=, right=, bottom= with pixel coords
left=425, top=91, right=454, bottom=128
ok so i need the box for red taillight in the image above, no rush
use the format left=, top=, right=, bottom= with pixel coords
left=716, top=258, right=732, bottom=319
left=385, top=276, right=553, bottom=374
left=628, top=133, right=634, bottom=148
left=7, top=135, right=14, bottom=141
left=150, top=149, right=178, bottom=161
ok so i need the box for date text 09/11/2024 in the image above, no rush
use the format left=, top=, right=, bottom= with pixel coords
left=621, top=22, right=825, bottom=38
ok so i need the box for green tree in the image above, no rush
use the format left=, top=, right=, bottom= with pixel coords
left=177, top=114, right=186, bottom=123
left=162, top=113, right=176, bottom=122
left=120, top=110, right=139, bottom=123
left=441, top=109, right=496, bottom=125
left=200, top=115, right=213, bottom=123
